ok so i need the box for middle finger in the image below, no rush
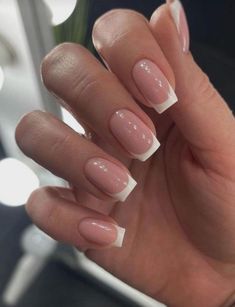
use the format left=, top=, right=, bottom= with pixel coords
left=41, top=43, right=160, bottom=162
left=92, top=9, right=178, bottom=115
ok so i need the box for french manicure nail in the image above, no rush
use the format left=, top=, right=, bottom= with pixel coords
left=110, top=109, right=160, bottom=161
left=133, top=59, right=178, bottom=114
left=168, top=0, right=190, bottom=53
left=78, top=218, right=126, bottom=247
left=85, top=158, right=137, bottom=202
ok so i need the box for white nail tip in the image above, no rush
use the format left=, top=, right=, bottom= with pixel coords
left=112, top=175, right=137, bottom=202
left=113, top=225, right=126, bottom=247
left=153, top=86, right=178, bottom=114
left=169, top=0, right=182, bottom=33
left=133, top=133, right=160, bottom=162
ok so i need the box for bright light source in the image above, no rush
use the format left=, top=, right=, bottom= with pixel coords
left=0, top=158, right=39, bottom=207
left=43, top=0, right=78, bottom=26
left=0, top=67, right=4, bottom=91
left=61, top=107, right=85, bottom=134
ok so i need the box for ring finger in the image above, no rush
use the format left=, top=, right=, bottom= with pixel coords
left=15, top=110, right=137, bottom=202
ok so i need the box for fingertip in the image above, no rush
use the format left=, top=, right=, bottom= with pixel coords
left=150, top=3, right=168, bottom=25
left=152, top=86, right=178, bottom=114
left=113, top=175, right=137, bottom=202
left=150, top=3, right=179, bottom=50
left=113, top=225, right=126, bottom=247
left=150, top=1, right=190, bottom=55
left=133, top=133, right=160, bottom=161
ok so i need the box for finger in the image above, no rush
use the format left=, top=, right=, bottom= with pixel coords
left=92, top=9, right=178, bottom=114
left=15, top=111, right=137, bottom=202
left=26, top=186, right=126, bottom=250
left=73, top=188, right=113, bottom=216
left=150, top=2, right=235, bottom=173
left=41, top=43, right=160, bottom=162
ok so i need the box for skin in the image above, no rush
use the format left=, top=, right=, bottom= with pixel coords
left=15, top=4, right=235, bottom=307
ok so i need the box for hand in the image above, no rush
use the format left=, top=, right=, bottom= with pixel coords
left=15, top=2, right=235, bottom=306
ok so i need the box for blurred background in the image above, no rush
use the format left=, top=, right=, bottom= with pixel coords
left=0, top=0, right=234, bottom=306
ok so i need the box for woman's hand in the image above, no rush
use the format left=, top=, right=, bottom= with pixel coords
left=15, top=2, right=235, bottom=306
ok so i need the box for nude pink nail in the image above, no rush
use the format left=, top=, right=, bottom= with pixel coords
left=85, top=158, right=137, bottom=202
left=78, top=218, right=126, bottom=247
left=133, top=59, right=178, bottom=114
left=110, top=109, right=160, bottom=161
left=168, top=0, right=190, bottom=53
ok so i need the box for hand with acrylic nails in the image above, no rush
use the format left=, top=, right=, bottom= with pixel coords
left=15, top=1, right=235, bottom=307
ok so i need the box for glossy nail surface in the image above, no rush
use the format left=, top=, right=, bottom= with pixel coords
left=79, top=218, right=126, bottom=247
left=168, top=0, right=190, bottom=53
left=85, top=158, right=137, bottom=202
left=110, top=109, right=160, bottom=161
left=133, top=59, right=178, bottom=114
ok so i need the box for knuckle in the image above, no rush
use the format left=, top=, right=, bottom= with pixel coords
left=41, top=42, right=106, bottom=111
left=193, top=72, right=217, bottom=104
left=70, top=71, right=105, bottom=107
left=27, top=187, right=44, bottom=206
left=26, top=187, right=46, bottom=216
left=26, top=186, right=58, bottom=224
left=15, top=111, right=44, bottom=150
left=41, top=42, right=77, bottom=88
left=48, top=133, right=72, bottom=159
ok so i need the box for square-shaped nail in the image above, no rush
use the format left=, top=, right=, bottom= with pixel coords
left=110, top=109, right=160, bottom=161
left=133, top=59, right=178, bottom=114
left=79, top=218, right=126, bottom=247
left=85, top=158, right=137, bottom=202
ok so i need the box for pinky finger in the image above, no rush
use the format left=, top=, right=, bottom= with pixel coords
left=26, top=186, right=126, bottom=251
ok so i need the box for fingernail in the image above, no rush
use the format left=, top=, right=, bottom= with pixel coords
left=133, top=59, right=178, bottom=114
left=85, top=158, right=137, bottom=202
left=110, top=109, right=160, bottom=161
left=168, top=0, right=190, bottom=53
left=78, top=218, right=126, bottom=247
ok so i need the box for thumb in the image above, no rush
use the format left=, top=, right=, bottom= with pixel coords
left=150, top=1, right=235, bottom=175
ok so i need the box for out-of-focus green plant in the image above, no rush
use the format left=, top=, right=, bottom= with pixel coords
left=54, top=0, right=92, bottom=50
